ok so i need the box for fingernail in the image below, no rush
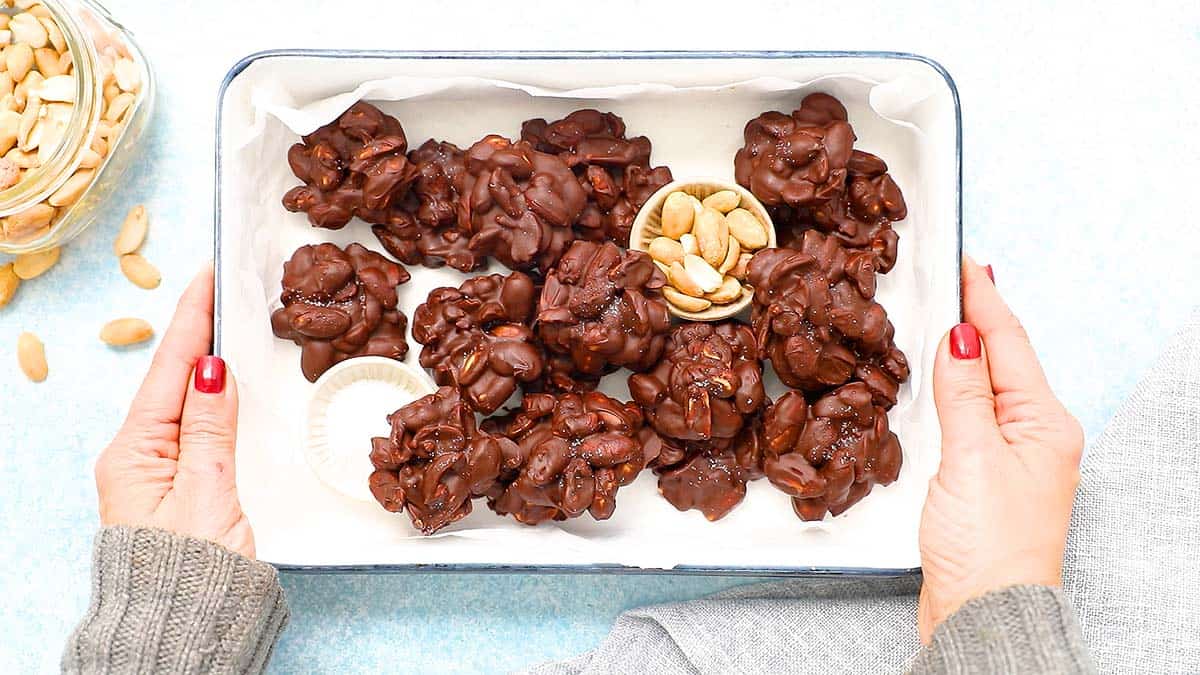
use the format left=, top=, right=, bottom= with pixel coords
left=950, top=323, right=981, bottom=360
left=984, top=264, right=995, bottom=283
left=194, top=355, right=226, bottom=394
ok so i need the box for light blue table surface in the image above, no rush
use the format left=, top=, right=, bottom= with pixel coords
left=2, top=1, right=1198, bottom=672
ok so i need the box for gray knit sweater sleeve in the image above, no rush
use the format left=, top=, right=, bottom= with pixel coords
left=910, top=585, right=1095, bottom=674
left=62, top=526, right=289, bottom=675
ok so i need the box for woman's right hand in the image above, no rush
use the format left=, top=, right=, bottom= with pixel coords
left=918, top=258, right=1085, bottom=643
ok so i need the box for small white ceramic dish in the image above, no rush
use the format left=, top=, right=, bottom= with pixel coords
left=629, top=177, right=776, bottom=321
left=303, top=357, right=436, bottom=502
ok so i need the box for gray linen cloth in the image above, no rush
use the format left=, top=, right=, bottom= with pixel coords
left=530, top=309, right=1200, bottom=675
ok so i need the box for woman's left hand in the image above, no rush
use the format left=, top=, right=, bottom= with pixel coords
left=94, top=266, right=254, bottom=557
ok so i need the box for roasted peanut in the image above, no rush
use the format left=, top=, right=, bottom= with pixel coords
left=34, top=73, right=73, bottom=102
left=705, top=276, right=743, bottom=304
left=14, top=69, right=43, bottom=110
left=6, top=42, right=32, bottom=82
left=718, top=234, right=741, bottom=275
left=5, top=146, right=37, bottom=168
left=679, top=232, right=699, bottom=256
left=13, top=243, right=59, bottom=278
left=0, top=109, right=17, bottom=154
left=47, top=169, right=92, bottom=206
left=119, top=252, right=160, bottom=289
left=660, top=190, right=699, bottom=238
left=77, top=147, right=101, bottom=169
left=729, top=252, right=754, bottom=281
left=682, top=254, right=723, bottom=293
left=3, top=201, right=54, bottom=239
left=647, top=236, right=684, bottom=266
left=0, top=262, right=19, bottom=307
left=694, top=207, right=729, bottom=267
left=100, top=317, right=154, bottom=346
left=113, top=58, right=140, bottom=92
left=701, top=190, right=740, bottom=213
left=0, top=156, right=18, bottom=189
left=663, top=286, right=712, bottom=313
left=104, top=91, right=134, bottom=123
left=726, top=208, right=768, bottom=250
left=40, top=16, right=64, bottom=53
left=9, top=13, right=46, bottom=49
left=17, top=330, right=47, bottom=382
left=16, top=94, right=38, bottom=150
left=33, top=47, right=60, bottom=78
left=113, top=204, right=147, bottom=255
left=668, top=261, right=705, bottom=297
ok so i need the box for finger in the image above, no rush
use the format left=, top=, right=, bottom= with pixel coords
left=125, top=266, right=215, bottom=427
left=961, top=256, right=1055, bottom=404
left=177, top=356, right=239, bottom=496
left=933, top=322, right=1003, bottom=457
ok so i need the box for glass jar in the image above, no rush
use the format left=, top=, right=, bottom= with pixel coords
left=0, top=0, right=154, bottom=254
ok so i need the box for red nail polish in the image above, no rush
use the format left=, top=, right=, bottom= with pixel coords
left=950, top=323, right=981, bottom=360
left=195, top=355, right=226, bottom=394
left=984, top=265, right=994, bottom=283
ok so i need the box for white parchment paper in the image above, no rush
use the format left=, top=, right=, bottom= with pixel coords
left=217, top=55, right=959, bottom=570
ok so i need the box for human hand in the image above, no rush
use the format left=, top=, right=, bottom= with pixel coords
left=94, top=267, right=253, bottom=558
left=918, top=258, right=1084, bottom=643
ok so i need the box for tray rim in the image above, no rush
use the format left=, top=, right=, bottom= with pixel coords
left=213, top=49, right=963, bottom=578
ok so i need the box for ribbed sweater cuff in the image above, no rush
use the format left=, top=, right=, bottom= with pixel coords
left=62, top=526, right=289, bottom=675
left=911, top=585, right=1094, bottom=675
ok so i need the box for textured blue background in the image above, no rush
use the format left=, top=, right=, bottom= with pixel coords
left=2, top=1, right=1198, bottom=672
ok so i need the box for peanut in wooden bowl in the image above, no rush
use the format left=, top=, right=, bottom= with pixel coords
left=629, top=178, right=776, bottom=321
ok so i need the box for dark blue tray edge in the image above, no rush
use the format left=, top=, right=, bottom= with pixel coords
left=212, top=49, right=963, bottom=578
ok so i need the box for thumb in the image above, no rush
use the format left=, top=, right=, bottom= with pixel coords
left=177, top=356, right=239, bottom=493
left=933, top=323, right=1003, bottom=461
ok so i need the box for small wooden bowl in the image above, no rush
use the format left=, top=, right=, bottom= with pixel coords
left=629, top=178, right=776, bottom=321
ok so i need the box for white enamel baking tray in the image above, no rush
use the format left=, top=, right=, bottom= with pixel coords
left=214, top=51, right=961, bottom=576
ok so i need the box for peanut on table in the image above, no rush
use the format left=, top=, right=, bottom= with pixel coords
left=8, top=203, right=155, bottom=382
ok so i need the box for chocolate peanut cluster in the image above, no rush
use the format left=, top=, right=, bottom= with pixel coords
left=282, top=102, right=418, bottom=230
left=731, top=93, right=911, bottom=522
left=372, top=134, right=591, bottom=275
left=369, top=388, right=661, bottom=533
left=537, top=241, right=672, bottom=376
left=522, top=109, right=673, bottom=245
left=270, top=243, right=410, bottom=382
left=412, top=272, right=544, bottom=415
left=368, top=387, right=522, bottom=534
left=628, top=322, right=765, bottom=442
left=628, top=322, right=766, bottom=520
left=734, top=95, right=854, bottom=210
left=759, top=383, right=902, bottom=520
left=747, top=243, right=909, bottom=406
left=654, top=426, right=764, bottom=521
left=284, top=102, right=673, bottom=276
left=371, top=140, right=482, bottom=272
left=461, top=135, right=588, bottom=272
left=735, top=93, right=906, bottom=272
left=485, top=392, right=660, bottom=524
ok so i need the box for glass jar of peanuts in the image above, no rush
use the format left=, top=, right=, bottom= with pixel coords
left=0, top=0, right=152, bottom=254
